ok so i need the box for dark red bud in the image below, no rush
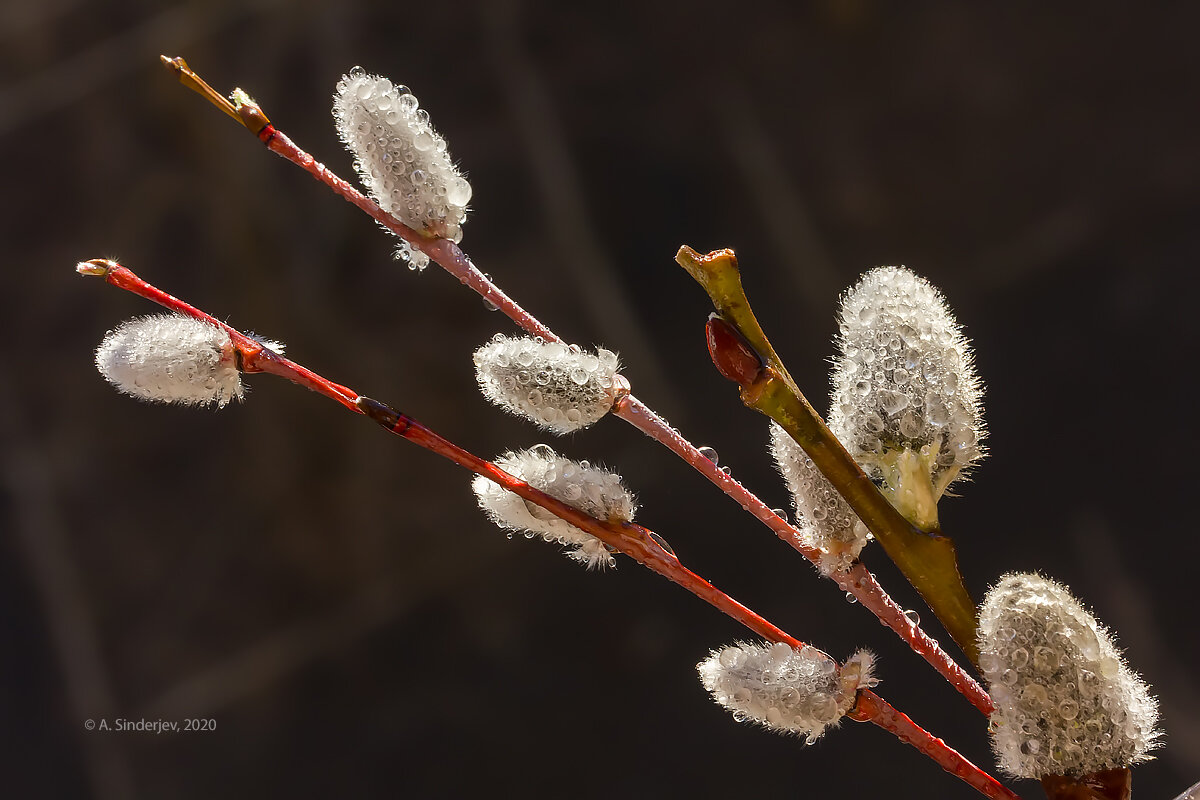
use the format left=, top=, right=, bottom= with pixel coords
left=706, top=313, right=764, bottom=385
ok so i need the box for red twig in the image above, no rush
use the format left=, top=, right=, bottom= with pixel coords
left=849, top=690, right=1021, bottom=800
left=79, top=259, right=793, bottom=646
left=80, top=259, right=1018, bottom=798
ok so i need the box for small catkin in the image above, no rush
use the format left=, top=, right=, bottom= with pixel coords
left=828, top=267, right=985, bottom=526
left=332, top=69, right=472, bottom=270
left=697, top=642, right=876, bottom=742
left=472, top=444, right=636, bottom=569
left=978, top=573, right=1160, bottom=779
left=768, top=422, right=869, bottom=574
left=95, top=314, right=243, bottom=408
left=474, top=335, right=622, bottom=434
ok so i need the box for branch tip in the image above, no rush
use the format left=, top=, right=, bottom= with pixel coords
left=159, top=54, right=265, bottom=131
left=76, top=258, right=116, bottom=276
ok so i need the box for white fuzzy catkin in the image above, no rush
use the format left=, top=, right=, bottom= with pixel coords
left=332, top=69, right=472, bottom=270
left=472, top=444, right=636, bottom=569
left=828, top=267, right=985, bottom=525
left=978, top=573, right=1160, bottom=779
left=474, top=335, right=622, bottom=434
left=697, top=642, right=876, bottom=742
left=768, top=422, right=869, bottom=574
left=95, top=314, right=243, bottom=407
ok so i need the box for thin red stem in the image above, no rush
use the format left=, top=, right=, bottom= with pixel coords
left=251, top=118, right=992, bottom=717
left=81, top=260, right=359, bottom=411
left=850, top=690, right=1020, bottom=800
left=83, top=258, right=1018, bottom=798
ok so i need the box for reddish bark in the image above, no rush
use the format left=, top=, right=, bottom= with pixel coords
left=1041, top=769, right=1131, bottom=800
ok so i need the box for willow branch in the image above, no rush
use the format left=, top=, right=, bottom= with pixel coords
left=158, top=55, right=989, bottom=709
left=79, top=258, right=1018, bottom=799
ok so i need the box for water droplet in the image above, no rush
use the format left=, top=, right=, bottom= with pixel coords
left=648, top=532, right=676, bottom=558
left=1099, top=656, right=1120, bottom=678
left=529, top=443, right=555, bottom=459
left=479, top=273, right=499, bottom=310
left=1021, top=683, right=1048, bottom=705
left=697, top=446, right=719, bottom=464
left=770, top=508, right=787, bottom=519
left=878, top=389, right=909, bottom=416
left=904, top=609, right=921, bottom=625
left=719, top=648, right=742, bottom=669
left=845, top=592, right=858, bottom=604
left=719, top=466, right=731, bottom=475
left=924, top=392, right=950, bottom=425
left=448, top=177, right=472, bottom=206
left=898, top=411, right=923, bottom=439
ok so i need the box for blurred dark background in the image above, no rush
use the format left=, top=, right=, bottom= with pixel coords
left=3, top=1, right=1198, bottom=797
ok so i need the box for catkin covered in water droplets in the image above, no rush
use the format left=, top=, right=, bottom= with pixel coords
left=472, top=445, right=636, bottom=569
left=697, top=642, right=876, bottom=741
left=95, top=314, right=247, bottom=408
left=978, top=573, right=1160, bottom=779
left=828, top=267, right=985, bottom=510
left=333, top=70, right=472, bottom=269
left=474, top=335, right=621, bottom=433
left=768, top=422, right=869, bottom=574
